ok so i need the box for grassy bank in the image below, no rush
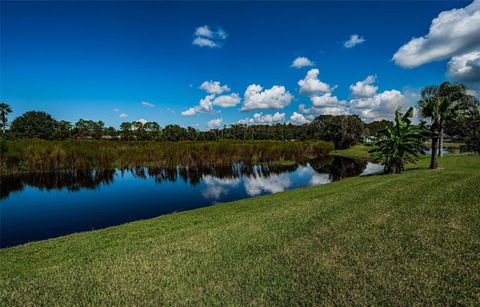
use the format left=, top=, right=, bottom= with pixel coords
left=334, top=144, right=372, bottom=159
left=1, top=155, right=479, bottom=305
left=334, top=142, right=467, bottom=159
left=0, top=139, right=333, bottom=174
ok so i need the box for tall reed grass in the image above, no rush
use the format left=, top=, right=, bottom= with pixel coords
left=0, top=139, right=334, bottom=174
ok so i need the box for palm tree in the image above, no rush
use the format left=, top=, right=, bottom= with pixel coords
left=0, top=102, right=12, bottom=134
left=418, top=82, right=467, bottom=168
left=436, top=82, right=467, bottom=157
left=369, top=107, right=428, bottom=174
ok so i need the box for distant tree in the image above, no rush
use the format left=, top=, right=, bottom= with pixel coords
left=54, top=120, right=73, bottom=139
left=462, top=99, right=480, bottom=154
left=132, top=121, right=146, bottom=140
left=0, top=103, right=13, bottom=134
left=163, top=124, right=188, bottom=141
left=370, top=107, right=428, bottom=174
left=93, top=121, right=105, bottom=139
left=120, top=122, right=133, bottom=140
left=144, top=122, right=161, bottom=140
left=104, top=126, right=118, bottom=139
left=365, top=120, right=393, bottom=141
left=10, top=111, right=57, bottom=139
left=444, top=95, right=480, bottom=140
left=310, top=114, right=365, bottom=149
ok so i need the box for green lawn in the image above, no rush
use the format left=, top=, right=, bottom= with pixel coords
left=334, top=144, right=372, bottom=159
left=1, top=155, right=479, bottom=305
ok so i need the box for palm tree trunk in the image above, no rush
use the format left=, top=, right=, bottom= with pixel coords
left=438, top=127, right=444, bottom=157
left=430, top=136, right=439, bottom=169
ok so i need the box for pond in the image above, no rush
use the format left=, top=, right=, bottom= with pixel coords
left=0, top=156, right=383, bottom=248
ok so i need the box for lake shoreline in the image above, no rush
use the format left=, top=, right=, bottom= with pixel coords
left=1, top=155, right=479, bottom=305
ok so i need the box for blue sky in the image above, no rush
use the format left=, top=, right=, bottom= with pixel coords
left=1, top=1, right=479, bottom=128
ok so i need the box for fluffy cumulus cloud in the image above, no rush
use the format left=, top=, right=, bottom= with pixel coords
left=182, top=80, right=240, bottom=116
left=298, top=69, right=334, bottom=95
left=136, top=118, right=148, bottom=125
left=181, top=94, right=217, bottom=116
left=119, top=113, right=128, bottom=118
left=297, top=71, right=346, bottom=117
left=297, top=74, right=407, bottom=122
left=212, top=93, right=241, bottom=107
left=200, top=81, right=230, bottom=94
left=291, top=56, right=314, bottom=68
left=238, top=112, right=285, bottom=125
left=192, top=25, right=228, bottom=48
left=393, top=0, right=480, bottom=68
left=289, top=112, right=311, bottom=125
left=141, top=101, right=155, bottom=108
left=304, top=96, right=348, bottom=116
left=350, top=89, right=406, bottom=122
left=447, top=50, right=480, bottom=85
left=207, top=118, right=223, bottom=129
left=349, top=75, right=378, bottom=98
left=241, top=84, right=293, bottom=111
left=344, top=34, right=365, bottom=48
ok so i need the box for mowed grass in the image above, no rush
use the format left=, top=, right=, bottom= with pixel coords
left=334, top=144, right=373, bottom=159
left=1, top=155, right=479, bottom=305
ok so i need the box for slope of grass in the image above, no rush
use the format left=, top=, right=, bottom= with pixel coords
left=334, top=144, right=372, bottom=159
left=1, top=155, right=479, bottom=305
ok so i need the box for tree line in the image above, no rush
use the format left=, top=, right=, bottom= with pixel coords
left=1, top=81, right=479, bottom=153
left=0, top=106, right=373, bottom=149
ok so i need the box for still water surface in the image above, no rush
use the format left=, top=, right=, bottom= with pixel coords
left=1, top=157, right=382, bottom=248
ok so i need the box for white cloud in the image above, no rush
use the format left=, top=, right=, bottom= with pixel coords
left=193, top=25, right=228, bottom=48
left=447, top=50, right=480, bottom=85
left=141, top=101, right=155, bottom=108
left=311, top=93, right=342, bottom=107
left=195, top=25, right=214, bottom=38
left=192, top=37, right=217, bottom=48
left=349, top=75, right=378, bottom=98
left=119, top=113, right=128, bottom=118
left=181, top=94, right=217, bottom=116
left=298, top=69, right=334, bottom=96
left=200, top=81, right=231, bottom=94
left=136, top=118, right=148, bottom=125
left=393, top=0, right=480, bottom=68
left=212, top=93, right=241, bottom=107
left=241, top=84, right=293, bottom=111
left=238, top=112, right=285, bottom=125
left=207, top=118, right=223, bottom=129
left=350, top=89, right=406, bottom=122
left=306, top=90, right=348, bottom=116
left=344, top=34, right=365, bottom=48
left=289, top=112, right=311, bottom=125
left=183, top=81, right=240, bottom=116
left=291, top=56, right=314, bottom=68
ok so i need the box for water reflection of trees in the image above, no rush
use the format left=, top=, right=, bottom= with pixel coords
left=309, top=156, right=367, bottom=181
left=0, top=157, right=368, bottom=200
left=0, top=169, right=115, bottom=200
